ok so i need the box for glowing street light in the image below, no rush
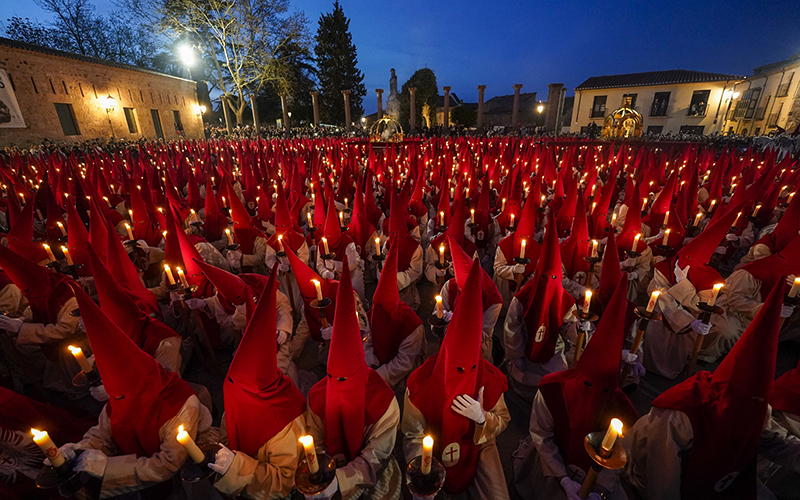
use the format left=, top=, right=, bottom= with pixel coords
left=178, top=45, right=195, bottom=67
left=103, top=95, right=116, bottom=138
left=537, top=103, right=544, bottom=114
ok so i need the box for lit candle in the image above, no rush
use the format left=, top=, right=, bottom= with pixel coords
left=176, top=425, right=205, bottom=464
left=277, top=235, right=285, bottom=253
left=631, top=233, right=641, bottom=252
left=662, top=229, right=670, bottom=246
left=752, top=204, right=762, bottom=217
left=225, top=228, right=234, bottom=245
left=440, top=211, right=445, bottom=226
left=435, top=295, right=443, bottom=318
left=103, top=196, right=111, bottom=208
left=19, top=193, right=25, bottom=204
left=124, top=223, right=134, bottom=241
left=43, top=243, right=56, bottom=262
left=732, top=212, right=741, bottom=228
left=31, top=429, right=66, bottom=467
left=312, top=279, right=324, bottom=301
left=663, top=210, right=670, bottom=227
left=421, top=435, right=434, bottom=475
left=164, top=265, right=176, bottom=285
left=694, top=212, right=703, bottom=226
left=790, top=277, right=800, bottom=298
left=611, top=213, right=617, bottom=226
left=60, top=246, right=74, bottom=266
left=540, top=195, right=546, bottom=208
left=520, top=239, right=527, bottom=260
left=176, top=267, right=190, bottom=289
left=646, top=290, right=660, bottom=313
left=470, top=208, right=475, bottom=224
left=708, top=283, right=724, bottom=307
left=591, top=239, right=598, bottom=258
left=68, top=345, right=92, bottom=373
left=501, top=198, right=506, bottom=211
left=582, top=290, right=592, bottom=314
left=510, top=213, right=515, bottom=227
left=439, top=244, right=445, bottom=265
left=56, top=221, right=67, bottom=237
left=299, top=435, right=319, bottom=474
left=321, top=237, right=330, bottom=255
left=641, top=198, right=648, bottom=212
left=221, top=196, right=227, bottom=208
left=709, top=199, right=717, bottom=212
left=339, top=211, right=344, bottom=226
left=600, top=419, right=623, bottom=455
left=307, top=211, right=312, bottom=225
left=375, top=237, right=381, bottom=256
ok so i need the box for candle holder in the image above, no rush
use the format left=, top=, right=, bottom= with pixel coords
left=221, top=207, right=231, bottom=217
left=514, top=257, right=531, bottom=266
left=728, top=226, right=740, bottom=234
left=180, top=443, right=222, bottom=482
left=624, top=250, right=641, bottom=259
left=311, top=297, right=332, bottom=310
left=746, top=215, right=765, bottom=229
left=467, top=221, right=478, bottom=229
left=35, top=451, right=86, bottom=497
left=687, top=224, right=701, bottom=238
left=695, top=301, right=723, bottom=324
left=428, top=314, right=448, bottom=339
left=319, top=252, right=335, bottom=261
left=406, top=456, right=446, bottom=498
left=655, top=244, right=675, bottom=256
left=684, top=302, right=723, bottom=378
left=224, top=243, right=240, bottom=252
left=506, top=224, right=517, bottom=233
left=295, top=453, right=337, bottom=495
left=571, top=310, right=598, bottom=367
left=573, top=309, right=599, bottom=323
left=434, top=225, right=448, bottom=234
left=275, top=250, right=287, bottom=259
left=577, top=431, right=627, bottom=498
left=123, top=239, right=138, bottom=248
left=618, top=307, right=663, bottom=388
left=72, top=368, right=102, bottom=388
left=584, top=256, right=602, bottom=266
left=45, top=261, right=60, bottom=271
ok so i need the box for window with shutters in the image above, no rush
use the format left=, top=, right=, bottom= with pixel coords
left=650, top=92, right=670, bottom=116
left=777, top=73, right=793, bottom=97
left=591, top=96, right=607, bottom=118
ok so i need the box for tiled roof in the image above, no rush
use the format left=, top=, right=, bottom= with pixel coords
left=575, top=69, right=743, bottom=91
left=0, top=37, right=192, bottom=82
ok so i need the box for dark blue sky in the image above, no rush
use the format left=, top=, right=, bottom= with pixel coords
left=2, top=0, right=799, bottom=114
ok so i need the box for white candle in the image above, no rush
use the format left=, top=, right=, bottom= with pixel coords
left=510, top=213, right=515, bottom=227
left=299, top=435, right=319, bottom=474
left=732, top=212, right=741, bottom=228
left=790, top=278, right=800, bottom=298
left=435, top=295, right=443, bottom=318
left=540, top=195, right=546, bottom=208
left=600, top=419, right=623, bottom=455
left=663, top=210, right=670, bottom=227
left=32, top=429, right=66, bottom=467
left=176, top=425, right=205, bottom=463
left=43, top=244, right=56, bottom=262
left=277, top=235, right=285, bottom=252
left=708, top=283, right=723, bottom=307
left=641, top=198, right=648, bottom=212
left=752, top=204, right=762, bottom=217
left=56, top=222, right=67, bottom=237
left=662, top=229, right=670, bottom=246
left=439, top=211, right=445, bottom=226
left=339, top=211, right=344, bottom=226
left=321, top=237, right=330, bottom=255
left=631, top=233, right=641, bottom=252
left=439, top=244, right=445, bottom=265
left=61, top=246, right=74, bottom=266
left=225, top=228, right=234, bottom=245
left=501, top=198, right=506, bottom=211
left=709, top=199, right=717, bottom=213
left=312, top=279, right=324, bottom=301
left=694, top=212, right=703, bottom=227
left=68, top=345, right=92, bottom=373
left=124, top=223, right=134, bottom=241
left=375, top=237, right=381, bottom=256
left=646, top=290, right=660, bottom=313
left=582, top=290, right=592, bottom=314
left=611, top=213, right=617, bottom=226
left=421, top=435, right=434, bottom=475
left=164, top=265, right=176, bottom=285
left=591, top=239, right=598, bottom=258
left=520, top=239, right=527, bottom=260
left=176, top=267, right=190, bottom=289
left=470, top=208, right=475, bottom=224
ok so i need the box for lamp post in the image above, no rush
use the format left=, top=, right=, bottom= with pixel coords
left=104, top=95, right=116, bottom=139
left=178, top=44, right=195, bottom=80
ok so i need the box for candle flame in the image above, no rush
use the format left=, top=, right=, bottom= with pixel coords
left=652, top=290, right=661, bottom=299
left=423, top=435, right=433, bottom=447
left=68, top=345, right=81, bottom=355
left=299, top=435, right=313, bottom=446
left=610, top=418, right=623, bottom=435
left=713, top=283, right=724, bottom=291
left=435, top=295, right=442, bottom=304
left=31, top=428, right=47, bottom=440
left=177, top=424, right=187, bottom=438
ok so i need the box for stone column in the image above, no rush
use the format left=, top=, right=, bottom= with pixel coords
left=250, top=95, right=260, bottom=132
left=310, top=91, right=320, bottom=128
left=545, top=83, right=565, bottom=132
left=221, top=95, right=233, bottom=133
left=376, top=89, right=384, bottom=120
left=342, top=90, right=351, bottom=132
left=280, top=94, right=289, bottom=130
left=511, top=84, right=523, bottom=127
left=409, top=87, right=417, bottom=133
left=443, top=86, right=451, bottom=131
left=477, top=85, right=486, bottom=130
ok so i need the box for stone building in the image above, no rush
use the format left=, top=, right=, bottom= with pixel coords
left=571, top=69, right=743, bottom=136
left=0, top=37, right=203, bottom=148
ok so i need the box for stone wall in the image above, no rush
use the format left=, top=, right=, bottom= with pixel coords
left=0, top=40, right=203, bottom=148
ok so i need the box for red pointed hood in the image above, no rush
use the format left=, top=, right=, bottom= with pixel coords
left=560, top=193, right=591, bottom=279
left=406, top=259, right=508, bottom=494
left=65, top=200, right=92, bottom=277
left=448, top=234, right=502, bottom=308
left=369, top=236, right=423, bottom=364
left=267, top=183, right=306, bottom=253
left=308, top=260, right=394, bottom=461
left=104, top=224, right=160, bottom=315
left=741, top=233, right=800, bottom=294
left=203, top=174, right=226, bottom=242
left=193, top=258, right=249, bottom=306
left=323, top=195, right=344, bottom=246
left=88, top=246, right=175, bottom=356
left=224, top=266, right=306, bottom=456
left=224, top=176, right=264, bottom=254
left=284, top=245, right=338, bottom=342
left=597, top=229, right=622, bottom=306
left=169, top=212, right=212, bottom=297
left=0, top=243, right=74, bottom=323
left=7, top=197, right=48, bottom=263
left=616, top=182, right=646, bottom=254
left=764, top=186, right=800, bottom=252
left=70, top=283, right=195, bottom=457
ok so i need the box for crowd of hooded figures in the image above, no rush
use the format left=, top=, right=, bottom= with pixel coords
left=0, top=135, right=799, bottom=500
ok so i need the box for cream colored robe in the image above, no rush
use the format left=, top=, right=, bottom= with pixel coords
left=304, top=398, right=402, bottom=500
left=240, top=236, right=268, bottom=275
left=402, top=389, right=511, bottom=500
left=625, top=406, right=800, bottom=500
left=641, top=268, right=728, bottom=379
left=0, top=283, right=27, bottom=316
left=212, top=414, right=306, bottom=499
left=493, top=244, right=532, bottom=308
left=364, top=323, right=426, bottom=390
left=439, top=281, right=501, bottom=363
left=264, top=240, right=310, bottom=320
left=77, top=395, right=213, bottom=499
left=315, top=241, right=366, bottom=304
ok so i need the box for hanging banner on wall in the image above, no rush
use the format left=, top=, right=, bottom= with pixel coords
left=0, top=69, right=26, bottom=128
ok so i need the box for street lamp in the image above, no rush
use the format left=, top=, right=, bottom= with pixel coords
left=178, top=44, right=195, bottom=79
left=537, top=103, right=544, bottom=114
left=104, top=95, right=116, bottom=138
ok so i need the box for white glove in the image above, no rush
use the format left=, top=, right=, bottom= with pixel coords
left=442, top=310, right=453, bottom=322
left=322, top=270, right=335, bottom=280
left=279, top=261, right=291, bottom=273
left=620, top=257, right=636, bottom=268
left=185, top=298, right=207, bottom=310
left=309, top=245, right=317, bottom=253
left=303, top=475, right=339, bottom=499
left=512, top=263, right=526, bottom=274
left=208, top=444, right=234, bottom=475
left=622, top=349, right=646, bottom=377
left=628, top=271, right=639, bottom=281
left=654, top=229, right=665, bottom=240
left=560, top=476, right=582, bottom=500
left=73, top=448, right=108, bottom=478
left=674, top=263, right=690, bottom=283
left=44, top=443, right=79, bottom=466
left=714, top=246, right=727, bottom=255
left=451, top=387, right=486, bottom=424
left=580, top=321, right=594, bottom=332
left=0, top=316, right=23, bottom=333
left=277, top=330, right=289, bottom=345
left=691, top=319, right=711, bottom=336
left=435, top=267, right=447, bottom=277
left=725, top=233, right=739, bottom=242
left=780, top=305, right=795, bottom=318
left=320, top=326, right=333, bottom=340
left=227, top=250, right=243, bottom=270
left=89, top=384, right=109, bottom=402
left=135, top=239, right=149, bottom=251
